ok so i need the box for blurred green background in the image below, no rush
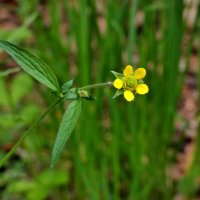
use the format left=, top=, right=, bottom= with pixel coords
left=0, top=0, right=200, bottom=199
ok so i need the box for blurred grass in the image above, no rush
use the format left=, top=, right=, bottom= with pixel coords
left=0, top=0, right=200, bottom=199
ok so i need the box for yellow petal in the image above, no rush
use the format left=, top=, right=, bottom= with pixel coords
left=123, top=65, right=133, bottom=77
left=136, top=84, right=149, bottom=94
left=113, top=79, right=123, bottom=89
left=124, top=90, right=134, bottom=101
left=134, top=68, right=146, bottom=79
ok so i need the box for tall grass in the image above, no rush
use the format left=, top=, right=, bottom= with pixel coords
left=0, top=0, right=200, bottom=199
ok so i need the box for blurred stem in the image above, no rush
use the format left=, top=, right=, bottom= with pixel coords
left=0, top=97, right=63, bottom=167
left=127, top=0, right=139, bottom=63
left=79, top=82, right=113, bottom=90
left=0, top=67, right=20, bottom=77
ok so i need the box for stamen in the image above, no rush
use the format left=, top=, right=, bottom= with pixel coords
left=123, top=76, right=137, bottom=91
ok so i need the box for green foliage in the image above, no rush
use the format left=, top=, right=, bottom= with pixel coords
left=11, top=73, right=34, bottom=105
left=0, top=40, right=60, bottom=91
left=110, top=71, right=123, bottom=79
left=0, top=0, right=199, bottom=199
left=62, top=80, right=79, bottom=100
left=61, top=79, right=74, bottom=94
left=112, top=90, right=124, bottom=99
left=0, top=41, right=82, bottom=168
left=0, top=12, right=37, bottom=43
left=51, top=100, right=81, bottom=167
left=20, top=104, right=40, bottom=125
left=6, top=169, right=69, bottom=200
left=0, top=79, right=9, bottom=107
left=63, top=89, right=79, bottom=100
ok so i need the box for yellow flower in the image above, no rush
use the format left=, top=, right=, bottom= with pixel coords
left=112, top=65, right=149, bottom=101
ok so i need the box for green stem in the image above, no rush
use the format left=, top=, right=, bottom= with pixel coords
left=79, top=82, right=113, bottom=91
left=0, top=97, right=63, bottom=167
left=128, top=0, right=139, bottom=63
left=0, top=67, right=20, bottom=77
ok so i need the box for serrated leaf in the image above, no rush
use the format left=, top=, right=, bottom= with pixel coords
left=0, top=40, right=60, bottom=91
left=51, top=100, right=81, bottom=167
left=112, top=90, right=124, bottom=99
left=111, top=71, right=123, bottom=79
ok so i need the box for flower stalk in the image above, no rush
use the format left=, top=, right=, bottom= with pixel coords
left=79, top=82, right=113, bottom=91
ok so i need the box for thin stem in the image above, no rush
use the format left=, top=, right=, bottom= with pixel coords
left=79, top=82, right=113, bottom=91
left=0, top=67, right=20, bottom=77
left=0, top=97, right=63, bottom=167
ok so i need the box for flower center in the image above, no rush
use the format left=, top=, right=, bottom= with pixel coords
left=123, top=76, right=137, bottom=91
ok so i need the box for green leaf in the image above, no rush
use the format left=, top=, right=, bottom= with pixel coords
left=51, top=100, right=81, bottom=167
left=62, top=79, right=73, bottom=94
left=111, top=71, right=123, bottom=79
left=0, top=40, right=60, bottom=91
left=64, top=88, right=79, bottom=100
left=112, top=90, right=124, bottom=99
